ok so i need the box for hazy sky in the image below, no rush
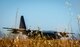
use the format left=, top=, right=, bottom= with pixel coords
left=0, top=0, right=80, bottom=33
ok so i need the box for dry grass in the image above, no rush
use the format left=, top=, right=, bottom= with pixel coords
left=0, top=37, right=80, bottom=47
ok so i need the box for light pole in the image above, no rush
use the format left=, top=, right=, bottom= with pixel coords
left=77, top=15, right=80, bottom=39
left=77, top=15, right=80, bottom=32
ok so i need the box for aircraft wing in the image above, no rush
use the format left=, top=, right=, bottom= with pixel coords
left=3, top=27, right=27, bottom=31
left=3, top=27, right=16, bottom=29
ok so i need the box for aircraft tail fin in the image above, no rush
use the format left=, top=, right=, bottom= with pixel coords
left=19, top=16, right=26, bottom=29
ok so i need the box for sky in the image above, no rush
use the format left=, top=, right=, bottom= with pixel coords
left=0, top=0, right=80, bottom=34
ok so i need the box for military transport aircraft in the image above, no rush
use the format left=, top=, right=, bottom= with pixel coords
left=3, top=16, right=75, bottom=39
